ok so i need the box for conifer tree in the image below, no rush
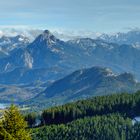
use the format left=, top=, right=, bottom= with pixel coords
left=1, top=104, right=31, bottom=140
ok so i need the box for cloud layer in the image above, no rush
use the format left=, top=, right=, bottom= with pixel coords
left=0, top=27, right=103, bottom=41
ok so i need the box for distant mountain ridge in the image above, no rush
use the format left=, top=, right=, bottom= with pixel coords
left=98, top=30, right=140, bottom=46
left=0, top=35, right=30, bottom=56
left=27, top=66, right=140, bottom=108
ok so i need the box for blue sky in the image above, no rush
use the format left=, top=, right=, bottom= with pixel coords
left=0, top=0, right=140, bottom=33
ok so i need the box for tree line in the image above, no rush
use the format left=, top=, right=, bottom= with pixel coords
left=40, top=91, right=140, bottom=125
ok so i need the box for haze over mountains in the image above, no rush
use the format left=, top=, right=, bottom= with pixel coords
left=0, top=29, right=140, bottom=106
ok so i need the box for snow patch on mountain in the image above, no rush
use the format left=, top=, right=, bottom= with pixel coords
left=105, top=68, right=117, bottom=77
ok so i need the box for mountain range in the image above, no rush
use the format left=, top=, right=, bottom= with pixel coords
left=0, top=35, right=29, bottom=58
left=0, top=30, right=140, bottom=85
left=98, top=30, right=140, bottom=46
left=0, top=29, right=140, bottom=108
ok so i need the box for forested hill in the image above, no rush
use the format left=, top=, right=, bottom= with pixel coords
left=31, top=91, right=140, bottom=140
left=33, top=114, right=134, bottom=140
left=40, top=91, right=140, bottom=125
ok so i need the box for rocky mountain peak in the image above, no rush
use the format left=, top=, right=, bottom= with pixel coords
left=40, top=30, right=58, bottom=43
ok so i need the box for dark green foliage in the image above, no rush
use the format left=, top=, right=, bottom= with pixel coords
left=130, top=123, right=140, bottom=140
left=32, top=114, right=133, bottom=140
left=25, top=113, right=37, bottom=128
left=21, top=91, right=140, bottom=139
left=41, top=91, right=140, bottom=125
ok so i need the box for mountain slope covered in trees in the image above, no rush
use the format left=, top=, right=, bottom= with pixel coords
left=31, top=91, right=140, bottom=140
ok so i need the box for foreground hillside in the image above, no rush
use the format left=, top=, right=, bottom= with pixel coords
left=1, top=91, right=140, bottom=139
left=32, top=115, right=133, bottom=140
left=31, top=91, right=140, bottom=140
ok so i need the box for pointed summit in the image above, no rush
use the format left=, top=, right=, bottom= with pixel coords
left=33, top=29, right=59, bottom=46
left=42, top=30, right=53, bottom=38
left=42, top=30, right=56, bottom=42
left=43, top=30, right=51, bottom=34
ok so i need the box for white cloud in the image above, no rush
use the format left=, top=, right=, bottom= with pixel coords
left=0, top=26, right=43, bottom=41
left=0, top=26, right=103, bottom=41
left=52, top=30, right=102, bottom=41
